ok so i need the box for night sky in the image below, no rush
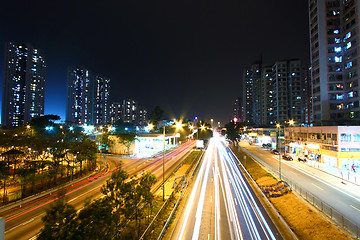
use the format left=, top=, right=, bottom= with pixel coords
left=0, top=0, right=309, bottom=125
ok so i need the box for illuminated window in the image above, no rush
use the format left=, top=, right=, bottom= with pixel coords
left=346, top=42, right=352, bottom=49
left=341, top=133, right=351, bottom=141
left=346, top=62, right=353, bottom=69
left=354, top=134, right=360, bottom=141
left=334, top=47, right=341, bottom=52
left=345, top=32, right=352, bottom=39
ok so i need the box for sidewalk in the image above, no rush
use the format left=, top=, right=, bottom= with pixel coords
left=241, top=142, right=360, bottom=196
left=286, top=152, right=360, bottom=186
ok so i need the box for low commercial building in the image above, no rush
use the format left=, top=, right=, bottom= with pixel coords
left=286, top=126, right=360, bottom=169
left=109, top=133, right=180, bottom=156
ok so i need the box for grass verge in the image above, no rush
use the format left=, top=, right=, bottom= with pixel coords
left=231, top=146, right=355, bottom=240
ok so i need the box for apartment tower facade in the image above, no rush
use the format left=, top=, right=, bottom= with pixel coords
left=309, top=0, right=360, bottom=123
left=2, top=42, right=46, bottom=127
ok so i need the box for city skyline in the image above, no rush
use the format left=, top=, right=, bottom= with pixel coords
left=0, top=0, right=309, bottom=125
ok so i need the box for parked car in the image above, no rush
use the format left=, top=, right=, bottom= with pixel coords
left=270, top=149, right=280, bottom=155
left=262, top=143, right=271, bottom=148
left=282, top=155, right=293, bottom=161
left=298, top=157, right=307, bottom=162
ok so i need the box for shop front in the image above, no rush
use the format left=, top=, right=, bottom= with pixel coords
left=337, top=152, right=360, bottom=171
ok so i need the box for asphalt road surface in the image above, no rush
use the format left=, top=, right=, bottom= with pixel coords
left=171, top=137, right=280, bottom=240
left=240, top=141, right=360, bottom=229
left=2, top=140, right=195, bottom=240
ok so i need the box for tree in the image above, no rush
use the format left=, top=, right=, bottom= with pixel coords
left=38, top=191, right=78, bottom=240
left=0, top=161, right=10, bottom=203
left=101, top=169, right=156, bottom=238
left=115, top=131, right=137, bottom=155
left=76, top=198, right=119, bottom=239
left=70, top=137, right=97, bottom=172
left=148, top=106, right=164, bottom=126
left=98, top=132, right=114, bottom=153
left=225, top=121, right=242, bottom=141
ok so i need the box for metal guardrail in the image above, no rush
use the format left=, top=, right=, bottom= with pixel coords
left=240, top=146, right=360, bottom=239
left=228, top=147, right=298, bottom=240
left=138, top=149, right=205, bottom=240
left=156, top=149, right=205, bottom=240
left=285, top=178, right=359, bottom=239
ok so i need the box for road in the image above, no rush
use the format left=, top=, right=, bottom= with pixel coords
left=240, top=141, right=360, bottom=228
left=171, top=137, right=280, bottom=240
left=2, top=140, right=195, bottom=240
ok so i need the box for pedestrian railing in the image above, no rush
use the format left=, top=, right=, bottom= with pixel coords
left=284, top=177, right=359, bottom=239
left=240, top=146, right=360, bottom=239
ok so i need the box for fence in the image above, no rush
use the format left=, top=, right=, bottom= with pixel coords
left=285, top=177, right=359, bottom=239
left=240, top=146, right=360, bottom=239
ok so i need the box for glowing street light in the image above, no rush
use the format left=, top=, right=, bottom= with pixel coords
left=175, top=120, right=183, bottom=131
left=161, top=120, right=183, bottom=201
left=45, top=126, right=53, bottom=131
left=148, top=123, right=154, bottom=131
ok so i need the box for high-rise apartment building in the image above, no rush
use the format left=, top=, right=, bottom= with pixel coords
left=272, top=60, right=304, bottom=124
left=304, top=67, right=313, bottom=124
left=260, top=66, right=275, bottom=126
left=232, top=97, right=243, bottom=122
left=241, top=59, right=307, bottom=127
left=66, top=67, right=93, bottom=125
left=242, top=63, right=262, bottom=125
left=109, top=102, right=122, bottom=124
left=121, top=99, right=137, bottom=124
left=309, top=0, right=360, bottom=123
left=137, top=106, right=147, bottom=125
left=2, top=42, right=46, bottom=127
left=94, top=75, right=110, bottom=125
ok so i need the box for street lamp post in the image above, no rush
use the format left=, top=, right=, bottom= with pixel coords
left=283, top=120, right=294, bottom=155
left=162, top=126, right=165, bottom=201
left=276, top=124, right=282, bottom=180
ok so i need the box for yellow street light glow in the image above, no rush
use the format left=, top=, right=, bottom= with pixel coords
left=276, top=123, right=281, bottom=128
left=26, top=125, right=30, bottom=129
left=175, top=120, right=183, bottom=130
left=200, top=125, right=206, bottom=131
left=148, top=123, right=154, bottom=130
left=189, top=125, right=194, bottom=130
left=288, top=119, right=295, bottom=126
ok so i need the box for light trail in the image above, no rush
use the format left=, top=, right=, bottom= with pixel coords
left=173, top=137, right=278, bottom=240
left=4, top=141, right=195, bottom=233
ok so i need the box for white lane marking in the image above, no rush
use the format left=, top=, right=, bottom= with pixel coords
left=269, top=152, right=360, bottom=203
left=29, top=233, right=40, bottom=240
left=311, top=183, right=324, bottom=191
left=21, top=217, right=34, bottom=226
left=68, top=186, right=101, bottom=203
left=234, top=197, right=238, bottom=206
left=178, top=139, right=214, bottom=240
left=192, top=143, right=212, bottom=240
left=5, top=213, right=45, bottom=233
left=350, top=205, right=360, bottom=212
